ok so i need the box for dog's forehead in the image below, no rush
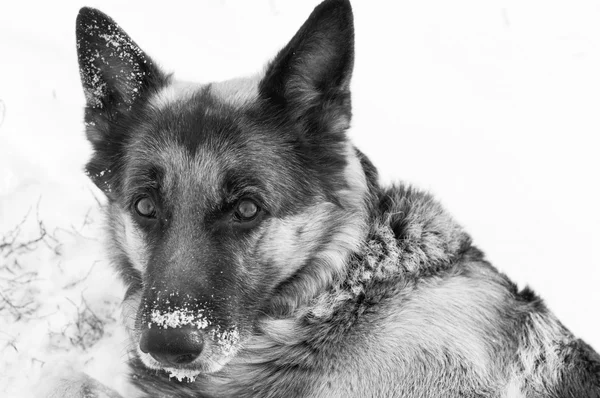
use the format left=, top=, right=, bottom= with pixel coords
left=143, top=77, right=263, bottom=154
left=132, top=78, right=260, bottom=162
left=123, top=78, right=277, bottom=200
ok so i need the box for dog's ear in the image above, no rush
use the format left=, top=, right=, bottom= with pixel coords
left=76, top=7, right=167, bottom=144
left=77, top=7, right=168, bottom=196
left=259, top=0, right=354, bottom=132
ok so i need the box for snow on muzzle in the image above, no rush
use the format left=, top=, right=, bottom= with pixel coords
left=139, top=294, right=240, bottom=370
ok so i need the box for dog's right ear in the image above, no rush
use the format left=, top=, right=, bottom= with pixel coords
left=76, top=7, right=168, bottom=145
left=76, top=8, right=168, bottom=195
left=258, top=0, right=354, bottom=134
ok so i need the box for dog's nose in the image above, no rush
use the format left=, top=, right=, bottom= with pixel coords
left=139, top=326, right=204, bottom=366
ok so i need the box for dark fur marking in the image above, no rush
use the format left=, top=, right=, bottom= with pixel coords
left=555, top=339, right=600, bottom=396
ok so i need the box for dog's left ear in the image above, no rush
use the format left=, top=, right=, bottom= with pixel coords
left=259, top=0, right=354, bottom=132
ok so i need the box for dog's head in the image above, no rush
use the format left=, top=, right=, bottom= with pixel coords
left=77, top=0, right=372, bottom=378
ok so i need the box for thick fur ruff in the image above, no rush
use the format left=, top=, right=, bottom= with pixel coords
left=73, top=0, right=600, bottom=397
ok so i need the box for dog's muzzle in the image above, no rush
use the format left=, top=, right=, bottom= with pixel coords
left=140, top=326, right=204, bottom=366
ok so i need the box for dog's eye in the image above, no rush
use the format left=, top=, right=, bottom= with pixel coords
left=234, top=199, right=259, bottom=221
left=135, top=197, right=156, bottom=218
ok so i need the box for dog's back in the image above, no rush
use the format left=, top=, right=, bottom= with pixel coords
left=73, top=0, right=600, bottom=397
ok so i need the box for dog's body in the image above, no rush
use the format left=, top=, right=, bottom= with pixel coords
left=73, top=1, right=600, bottom=397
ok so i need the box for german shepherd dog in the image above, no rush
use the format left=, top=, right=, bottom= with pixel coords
left=72, top=0, right=600, bottom=396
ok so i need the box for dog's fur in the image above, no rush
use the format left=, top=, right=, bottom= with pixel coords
left=74, top=1, right=600, bottom=397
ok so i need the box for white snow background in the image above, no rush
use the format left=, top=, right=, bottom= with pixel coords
left=1, top=0, right=599, bottom=396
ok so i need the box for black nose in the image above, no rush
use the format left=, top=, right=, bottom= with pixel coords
left=140, top=326, right=204, bottom=366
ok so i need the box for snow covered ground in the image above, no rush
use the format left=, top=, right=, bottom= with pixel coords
left=1, top=0, right=599, bottom=396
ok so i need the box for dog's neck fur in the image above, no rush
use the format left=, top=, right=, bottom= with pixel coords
left=255, top=150, right=473, bottom=343
left=301, top=147, right=471, bottom=319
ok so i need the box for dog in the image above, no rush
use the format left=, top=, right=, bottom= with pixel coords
left=72, top=0, right=600, bottom=396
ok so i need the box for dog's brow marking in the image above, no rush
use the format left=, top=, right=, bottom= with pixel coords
left=130, top=139, right=220, bottom=208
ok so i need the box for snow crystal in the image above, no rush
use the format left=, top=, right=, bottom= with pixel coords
left=210, top=327, right=240, bottom=355
left=146, top=296, right=240, bottom=356
left=165, top=367, right=201, bottom=383
left=150, top=308, right=210, bottom=330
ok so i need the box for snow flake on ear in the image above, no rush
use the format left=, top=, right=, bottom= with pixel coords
left=76, top=8, right=159, bottom=111
left=79, top=59, right=108, bottom=108
left=84, top=167, right=113, bottom=193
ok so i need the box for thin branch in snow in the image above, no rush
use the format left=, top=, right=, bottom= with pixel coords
left=0, top=331, right=19, bottom=353
left=88, top=187, right=104, bottom=208
left=63, top=261, right=98, bottom=289
left=0, top=290, right=38, bottom=321
left=0, top=199, right=50, bottom=259
left=65, top=295, right=106, bottom=350
left=0, top=202, right=49, bottom=321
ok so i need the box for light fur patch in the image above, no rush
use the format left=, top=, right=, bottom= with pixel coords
left=502, top=377, right=526, bottom=398
left=520, top=312, right=565, bottom=383
left=121, top=290, right=142, bottom=339
left=210, top=74, right=261, bottom=107
left=339, top=142, right=368, bottom=209
left=505, top=311, right=569, bottom=394
left=257, top=142, right=369, bottom=315
left=150, top=80, right=203, bottom=109
left=112, top=210, right=149, bottom=273
left=280, top=143, right=365, bottom=257
left=320, top=142, right=370, bottom=279
left=385, top=275, right=508, bottom=378
left=258, top=202, right=338, bottom=279
left=151, top=73, right=261, bottom=111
